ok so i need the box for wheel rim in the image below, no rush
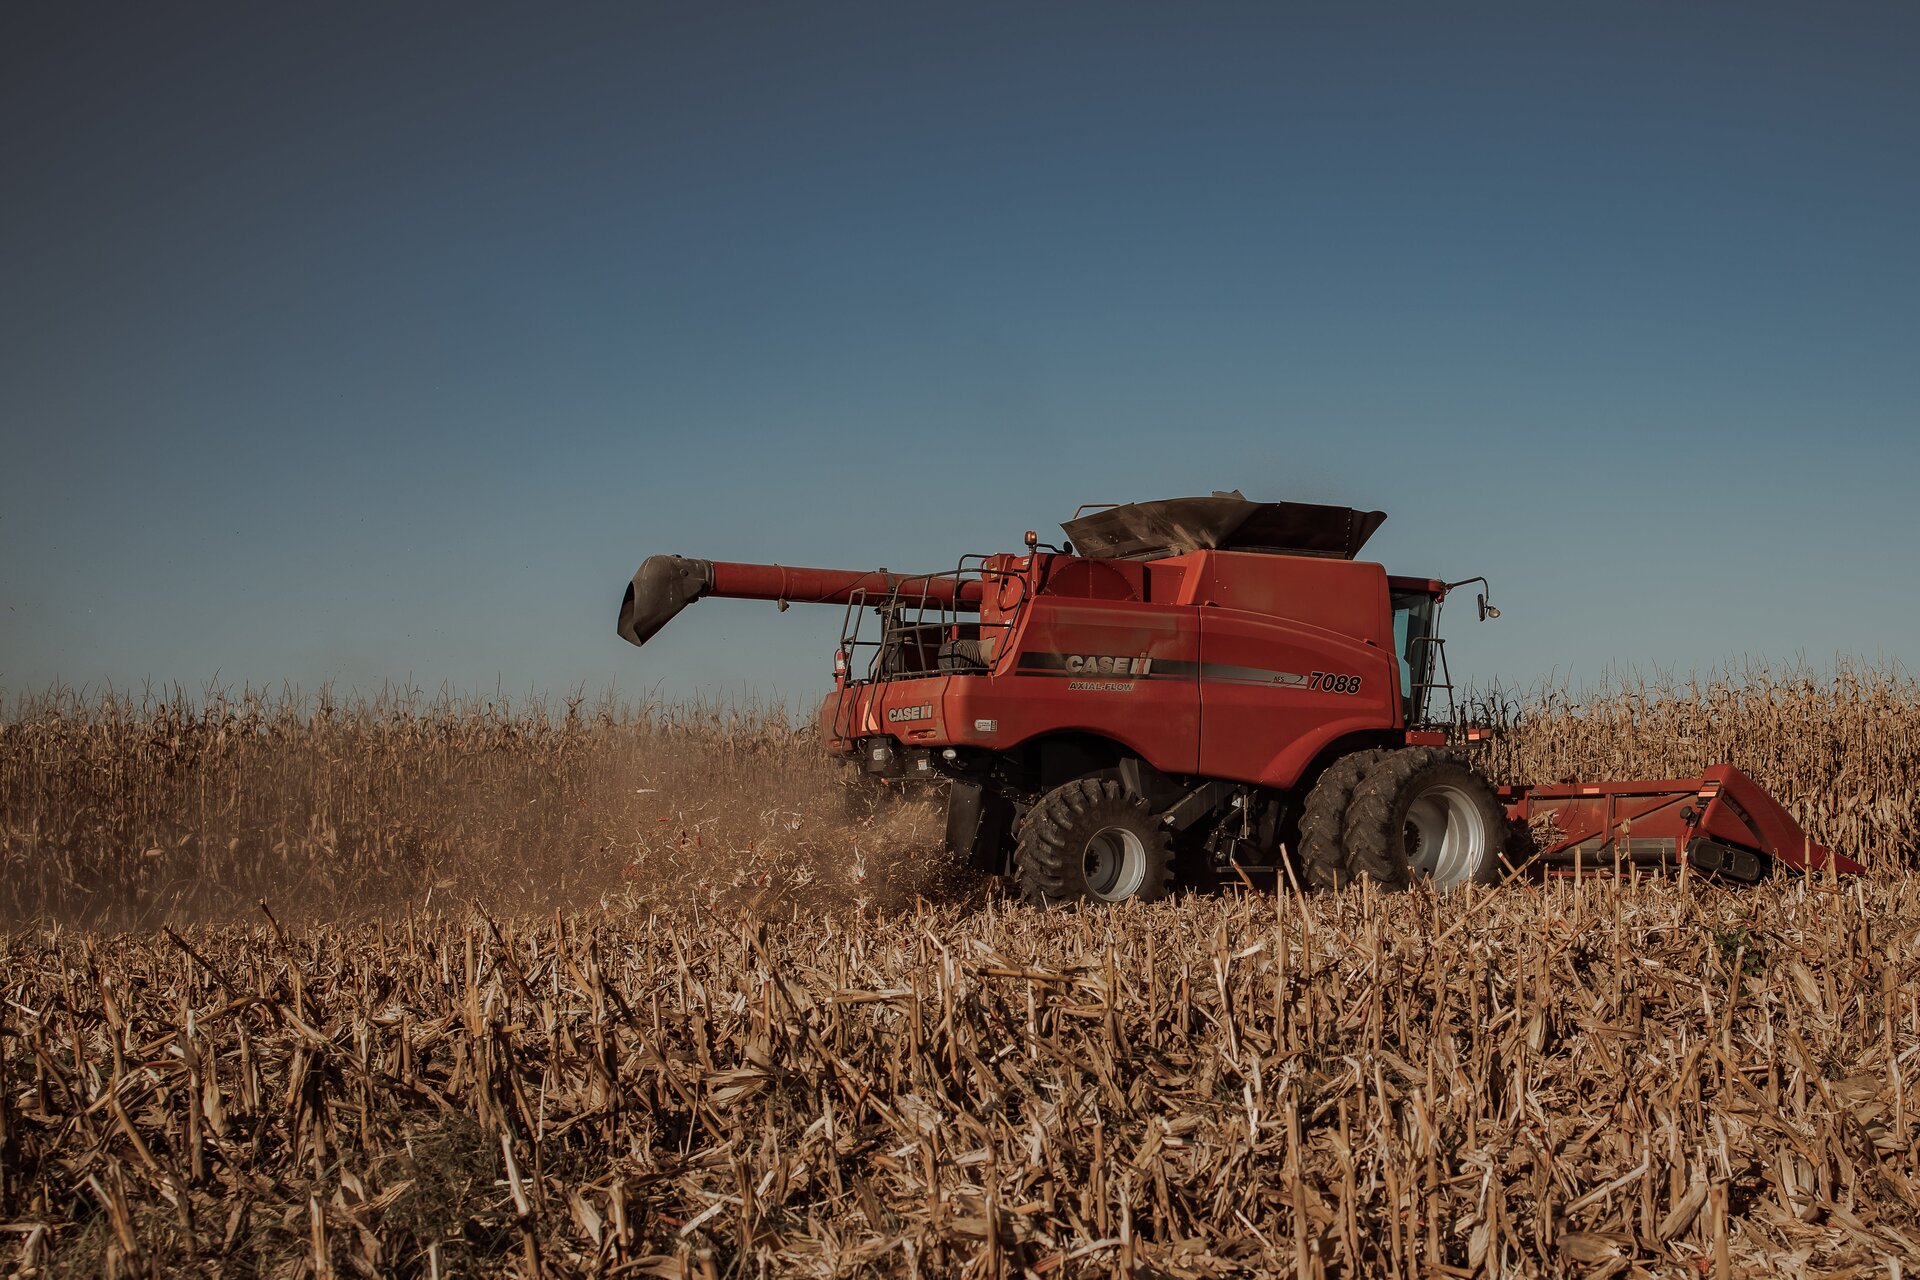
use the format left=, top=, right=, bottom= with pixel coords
left=1082, top=825, right=1149, bottom=901
left=1402, top=783, right=1493, bottom=892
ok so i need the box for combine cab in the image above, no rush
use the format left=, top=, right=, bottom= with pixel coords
left=618, top=493, right=1860, bottom=903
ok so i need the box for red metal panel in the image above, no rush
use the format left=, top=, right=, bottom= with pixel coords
left=1040, top=558, right=1143, bottom=602
left=818, top=592, right=1204, bottom=777
left=1695, top=764, right=1862, bottom=873
left=979, top=597, right=1202, bottom=775
left=1193, top=555, right=1400, bottom=788
left=1196, top=553, right=1389, bottom=639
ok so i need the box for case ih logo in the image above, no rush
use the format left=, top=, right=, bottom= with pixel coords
left=1064, top=655, right=1152, bottom=676
left=886, top=704, right=934, bottom=724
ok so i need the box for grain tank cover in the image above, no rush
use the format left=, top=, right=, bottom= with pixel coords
left=1063, top=494, right=1388, bottom=561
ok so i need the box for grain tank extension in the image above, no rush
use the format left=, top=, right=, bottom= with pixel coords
left=619, top=494, right=1861, bottom=903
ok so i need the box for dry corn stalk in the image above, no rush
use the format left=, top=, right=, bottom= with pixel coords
left=1, top=672, right=1917, bottom=1275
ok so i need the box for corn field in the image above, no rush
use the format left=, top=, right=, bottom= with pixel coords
left=0, top=688, right=956, bottom=931
left=1, top=670, right=1917, bottom=1276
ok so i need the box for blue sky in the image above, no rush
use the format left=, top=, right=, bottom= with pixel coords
left=3, top=1, right=1916, bottom=709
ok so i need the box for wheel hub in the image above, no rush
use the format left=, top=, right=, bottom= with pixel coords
left=1402, top=784, right=1493, bottom=892
left=1083, top=826, right=1149, bottom=901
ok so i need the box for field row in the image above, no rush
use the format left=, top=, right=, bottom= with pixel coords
left=3, top=875, right=1916, bottom=1276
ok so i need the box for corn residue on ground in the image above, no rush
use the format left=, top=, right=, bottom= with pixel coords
left=1, top=674, right=1918, bottom=1276
left=3, top=879, right=1918, bottom=1277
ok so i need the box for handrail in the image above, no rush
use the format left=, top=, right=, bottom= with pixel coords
left=1406, top=634, right=1455, bottom=729
left=832, top=556, right=1032, bottom=740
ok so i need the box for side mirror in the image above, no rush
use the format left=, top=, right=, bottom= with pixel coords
left=1446, top=577, right=1500, bottom=622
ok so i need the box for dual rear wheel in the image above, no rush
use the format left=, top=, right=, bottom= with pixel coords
left=1302, top=747, right=1508, bottom=892
left=1010, top=748, right=1508, bottom=906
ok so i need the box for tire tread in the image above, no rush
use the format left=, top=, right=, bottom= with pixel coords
left=1343, top=747, right=1504, bottom=891
left=1015, top=776, right=1174, bottom=906
left=1298, top=749, right=1384, bottom=891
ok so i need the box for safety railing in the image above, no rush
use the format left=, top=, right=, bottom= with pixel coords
left=831, top=555, right=1030, bottom=741
left=1406, top=633, right=1456, bottom=730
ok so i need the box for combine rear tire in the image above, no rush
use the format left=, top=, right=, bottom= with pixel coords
left=1343, top=748, right=1508, bottom=892
left=1016, top=777, right=1174, bottom=906
left=1298, top=749, right=1384, bottom=891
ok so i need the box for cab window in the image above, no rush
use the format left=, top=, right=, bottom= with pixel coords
left=1390, top=591, right=1437, bottom=719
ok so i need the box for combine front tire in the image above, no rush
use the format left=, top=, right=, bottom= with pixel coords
left=1016, top=777, right=1174, bottom=906
left=1343, top=749, right=1508, bottom=892
left=1298, top=749, right=1384, bottom=891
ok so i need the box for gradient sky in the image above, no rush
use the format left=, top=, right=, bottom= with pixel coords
left=4, top=2, right=1917, bottom=710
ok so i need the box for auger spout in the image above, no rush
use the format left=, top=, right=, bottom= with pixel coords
left=617, top=555, right=983, bottom=647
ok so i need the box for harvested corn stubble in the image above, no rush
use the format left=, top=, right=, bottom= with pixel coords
left=2, top=876, right=1917, bottom=1276
left=2, top=673, right=1917, bottom=1275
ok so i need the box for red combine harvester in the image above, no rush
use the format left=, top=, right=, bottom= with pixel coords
left=618, top=494, right=1860, bottom=903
